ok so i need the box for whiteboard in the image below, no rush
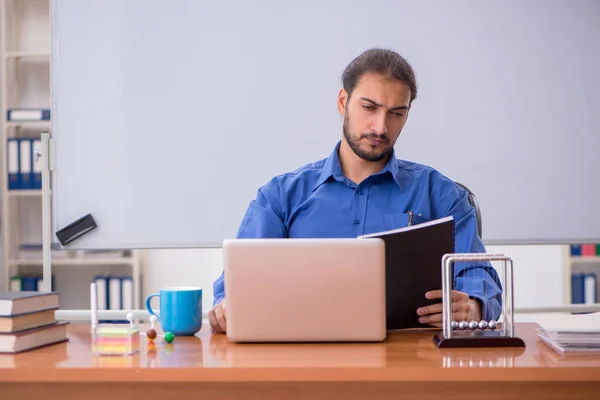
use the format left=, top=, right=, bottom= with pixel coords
left=50, top=0, right=600, bottom=248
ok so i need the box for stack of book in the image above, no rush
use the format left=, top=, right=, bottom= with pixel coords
left=0, top=291, right=68, bottom=354
left=536, top=312, right=600, bottom=355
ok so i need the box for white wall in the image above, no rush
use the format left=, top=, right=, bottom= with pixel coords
left=141, top=248, right=223, bottom=310
left=487, top=244, right=567, bottom=309
left=12, top=236, right=567, bottom=315
left=140, top=244, right=569, bottom=317
left=487, top=245, right=567, bottom=322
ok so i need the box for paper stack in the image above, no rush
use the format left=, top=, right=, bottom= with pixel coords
left=535, top=312, right=600, bottom=354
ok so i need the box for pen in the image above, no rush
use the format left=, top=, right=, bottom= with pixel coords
left=408, top=210, right=413, bottom=226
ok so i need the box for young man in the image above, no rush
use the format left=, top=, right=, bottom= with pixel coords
left=209, top=48, right=502, bottom=333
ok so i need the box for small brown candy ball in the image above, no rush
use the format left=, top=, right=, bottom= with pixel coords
left=147, top=329, right=157, bottom=340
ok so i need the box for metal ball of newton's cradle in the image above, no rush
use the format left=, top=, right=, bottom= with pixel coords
left=452, top=320, right=496, bottom=330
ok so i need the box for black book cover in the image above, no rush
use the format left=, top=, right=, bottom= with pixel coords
left=360, top=216, right=455, bottom=330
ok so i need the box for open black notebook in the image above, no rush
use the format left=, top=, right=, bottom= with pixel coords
left=359, top=216, right=455, bottom=330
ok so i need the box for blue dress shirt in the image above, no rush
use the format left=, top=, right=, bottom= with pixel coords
left=213, top=141, right=502, bottom=321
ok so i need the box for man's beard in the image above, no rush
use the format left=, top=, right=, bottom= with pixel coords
left=343, top=113, right=393, bottom=162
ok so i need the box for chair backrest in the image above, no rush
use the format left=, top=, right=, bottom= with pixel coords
left=455, top=182, right=482, bottom=239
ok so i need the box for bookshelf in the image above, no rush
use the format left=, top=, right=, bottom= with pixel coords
left=564, top=244, right=600, bottom=306
left=0, top=0, right=143, bottom=311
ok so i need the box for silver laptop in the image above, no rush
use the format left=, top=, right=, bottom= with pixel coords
left=222, top=238, right=386, bottom=343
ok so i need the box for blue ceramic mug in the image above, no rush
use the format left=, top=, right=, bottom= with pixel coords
left=145, top=286, right=203, bottom=336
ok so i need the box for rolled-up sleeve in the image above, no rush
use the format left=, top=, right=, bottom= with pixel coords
left=440, top=181, right=503, bottom=321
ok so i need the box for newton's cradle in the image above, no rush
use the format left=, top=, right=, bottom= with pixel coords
left=433, top=253, right=526, bottom=349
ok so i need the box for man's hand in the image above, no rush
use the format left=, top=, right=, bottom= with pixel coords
left=208, top=300, right=227, bottom=333
left=416, top=290, right=481, bottom=328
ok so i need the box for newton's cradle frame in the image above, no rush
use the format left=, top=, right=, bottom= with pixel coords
left=433, top=253, right=526, bottom=348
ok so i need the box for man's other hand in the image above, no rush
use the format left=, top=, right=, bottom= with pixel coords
left=208, top=300, right=227, bottom=333
left=416, top=290, right=481, bottom=328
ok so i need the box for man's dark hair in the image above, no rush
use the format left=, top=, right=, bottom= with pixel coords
left=342, top=48, right=417, bottom=104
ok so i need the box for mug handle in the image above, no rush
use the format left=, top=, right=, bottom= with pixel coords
left=145, top=294, right=160, bottom=321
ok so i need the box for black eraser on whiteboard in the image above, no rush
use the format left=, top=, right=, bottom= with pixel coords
left=55, top=214, right=97, bottom=246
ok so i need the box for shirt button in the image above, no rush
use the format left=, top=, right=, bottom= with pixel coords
left=358, top=190, right=364, bottom=195
left=354, top=219, right=360, bottom=225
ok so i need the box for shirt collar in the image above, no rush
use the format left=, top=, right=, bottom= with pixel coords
left=313, top=142, right=346, bottom=191
left=313, top=141, right=403, bottom=191
left=380, top=148, right=403, bottom=188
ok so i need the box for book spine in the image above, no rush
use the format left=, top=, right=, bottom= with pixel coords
left=582, top=244, right=596, bottom=256
left=571, top=273, right=585, bottom=304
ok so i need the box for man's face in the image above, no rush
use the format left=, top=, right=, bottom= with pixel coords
left=338, top=72, right=412, bottom=162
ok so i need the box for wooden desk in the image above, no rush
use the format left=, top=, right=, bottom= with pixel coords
left=1, top=323, right=599, bottom=399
